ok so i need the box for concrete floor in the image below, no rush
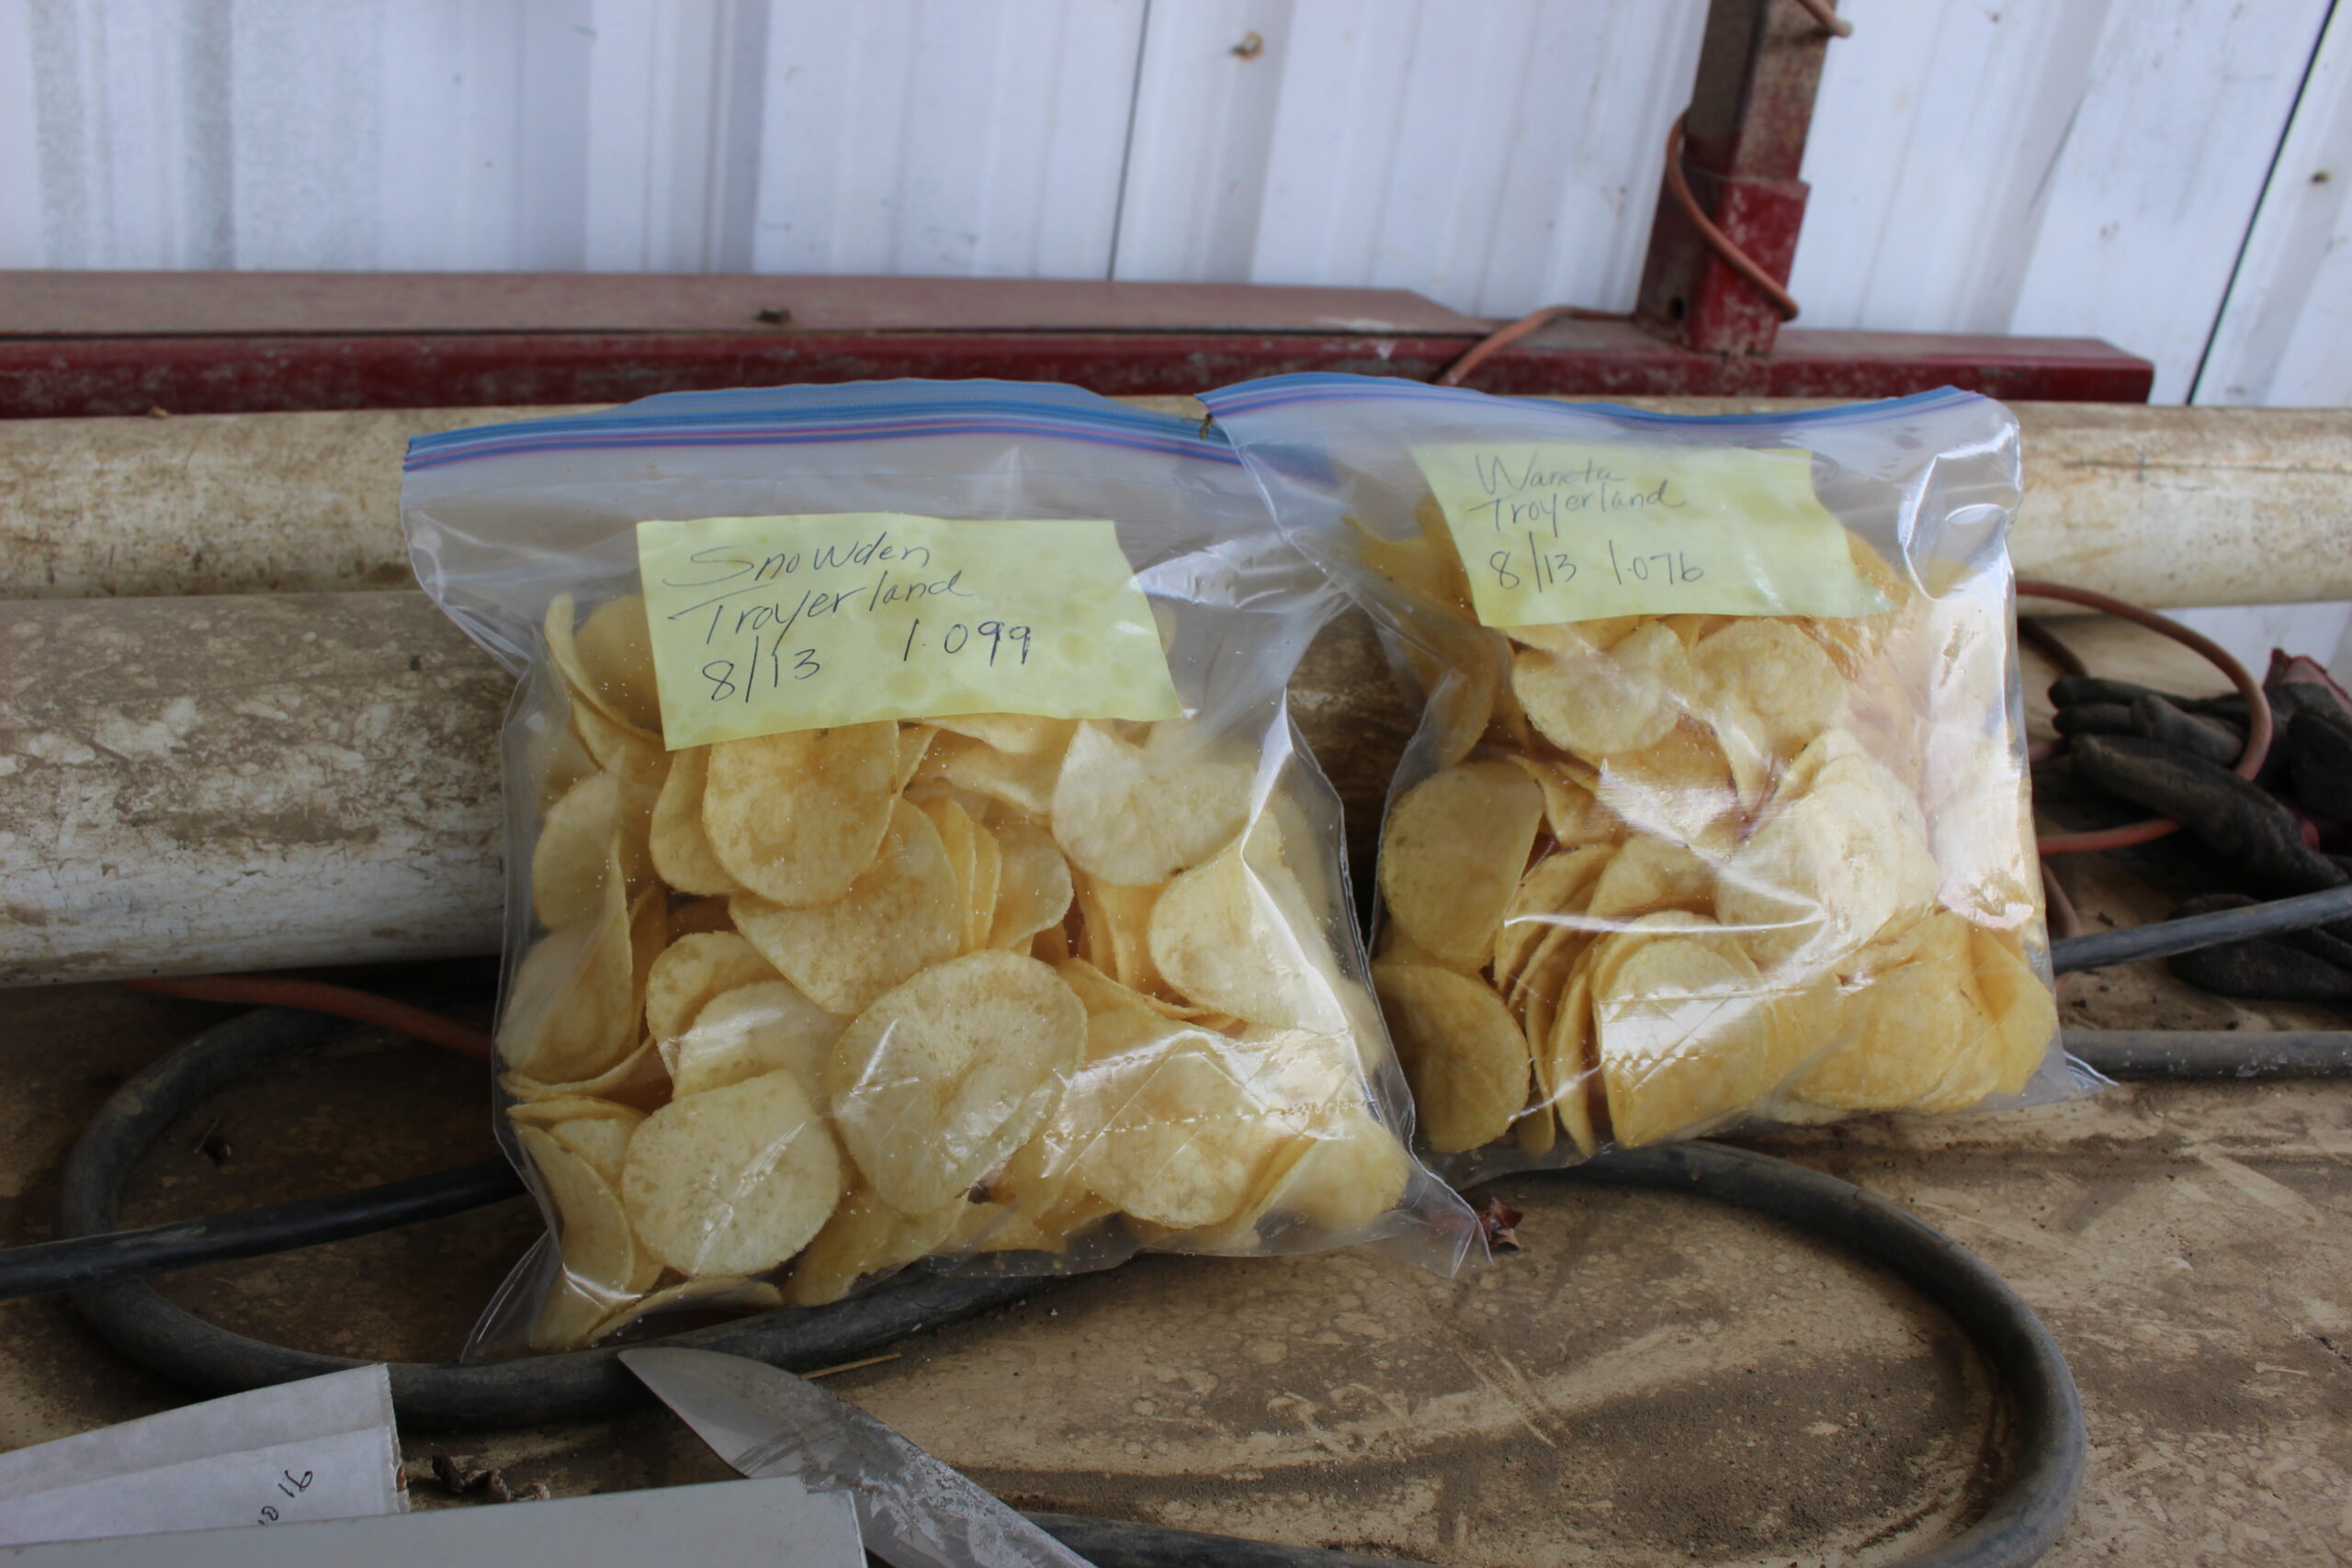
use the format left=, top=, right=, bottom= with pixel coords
left=0, top=962, right=2345, bottom=1565
left=0, top=621, right=2345, bottom=1564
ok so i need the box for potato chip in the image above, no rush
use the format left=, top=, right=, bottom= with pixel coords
left=1509, top=923, right=1585, bottom=1069
left=1372, top=964, right=1529, bottom=1154
left=987, top=819, right=1075, bottom=950
left=1066, top=1019, right=1297, bottom=1230
left=1050, top=721, right=1255, bottom=886
left=1148, top=837, right=1349, bottom=1032
left=784, top=1181, right=971, bottom=1307
left=531, top=1276, right=616, bottom=1352
left=1693, top=619, right=1846, bottom=759
left=1511, top=619, right=1692, bottom=759
left=733, top=800, right=964, bottom=1014
left=508, top=1095, right=639, bottom=1130
left=628, top=885, right=668, bottom=1001
left=571, top=594, right=664, bottom=735
left=1798, top=913, right=1977, bottom=1111
left=969, top=1200, right=1114, bottom=1255
left=1594, top=720, right=1741, bottom=855
left=1962, top=925, right=2057, bottom=1099
left=666, top=979, right=847, bottom=1100
left=967, top=818, right=1004, bottom=952
left=932, top=713, right=1078, bottom=757
left=533, top=773, right=626, bottom=929
left=545, top=592, right=659, bottom=743
left=622, top=1068, right=845, bottom=1278
left=704, top=724, right=899, bottom=907
left=498, top=838, right=637, bottom=1081
left=1378, top=759, right=1544, bottom=970
left=1594, top=935, right=1812, bottom=1147
left=919, top=734, right=1063, bottom=818
left=1425, top=647, right=1502, bottom=769
left=588, top=1277, right=786, bottom=1346
left=1510, top=756, right=1625, bottom=849
left=1256, top=1114, right=1415, bottom=1234
left=566, top=689, right=666, bottom=785
left=1716, top=748, right=1939, bottom=966
left=503, top=1038, right=669, bottom=1111
left=1357, top=525, right=1473, bottom=619
left=649, top=745, right=744, bottom=897
left=1586, top=836, right=1715, bottom=924
left=897, top=724, right=939, bottom=791
left=549, top=1108, right=640, bottom=1186
left=1371, top=926, right=1468, bottom=976
left=644, top=931, right=781, bottom=1045
left=828, top=951, right=1087, bottom=1216
left=523, top=704, right=600, bottom=814
left=1076, top=874, right=1165, bottom=993
left=1055, top=959, right=1226, bottom=1027
left=918, top=795, right=982, bottom=946
left=1493, top=843, right=1613, bottom=992
left=518, top=1125, right=654, bottom=1293
left=1542, top=964, right=1599, bottom=1153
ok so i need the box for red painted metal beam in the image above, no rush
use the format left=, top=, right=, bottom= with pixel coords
left=0, top=317, right=2151, bottom=419
left=1635, top=0, right=1838, bottom=356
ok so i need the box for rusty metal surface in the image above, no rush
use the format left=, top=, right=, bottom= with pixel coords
left=0, top=273, right=1493, bottom=339
left=0, top=322, right=2153, bottom=419
left=6, top=399, right=2321, bottom=607
left=1635, top=0, right=1836, bottom=355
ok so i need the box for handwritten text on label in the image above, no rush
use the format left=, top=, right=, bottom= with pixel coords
left=1411, top=442, right=1887, bottom=625
left=635, top=513, right=1179, bottom=748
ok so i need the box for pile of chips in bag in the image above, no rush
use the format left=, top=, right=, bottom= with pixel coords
left=1204, top=378, right=2071, bottom=1170
left=402, top=385, right=1465, bottom=1353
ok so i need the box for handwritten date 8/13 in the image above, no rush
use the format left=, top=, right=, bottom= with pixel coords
left=700, top=617, right=1033, bottom=705
left=1487, top=533, right=1703, bottom=594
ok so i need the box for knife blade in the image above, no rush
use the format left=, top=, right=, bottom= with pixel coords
left=620, top=1347, right=1093, bottom=1568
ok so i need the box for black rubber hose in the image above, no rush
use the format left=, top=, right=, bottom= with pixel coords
left=2050, top=884, right=2352, bottom=973
left=2064, top=1029, right=2352, bottom=1077
left=55, top=1004, right=2085, bottom=1564
left=54, top=1003, right=1053, bottom=1429
left=27, top=884, right=2341, bottom=1311
left=2, top=1156, right=520, bottom=1302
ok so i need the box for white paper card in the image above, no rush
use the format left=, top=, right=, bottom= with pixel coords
left=0, top=1477, right=861, bottom=1567
left=0, top=1367, right=401, bottom=1545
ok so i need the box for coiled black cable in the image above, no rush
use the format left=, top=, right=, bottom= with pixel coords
left=28, top=886, right=2350, bottom=1311
left=44, top=996, right=2087, bottom=1564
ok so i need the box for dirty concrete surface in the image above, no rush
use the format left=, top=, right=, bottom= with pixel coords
left=0, top=567, right=2346, bottom=1563
left=0, top=968, right=2345, bottom=1562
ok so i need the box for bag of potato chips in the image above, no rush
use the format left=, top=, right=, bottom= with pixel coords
left=1201, top=376, right=2082, bottom=1179
left=402, top=380, right=1474, bottom=1353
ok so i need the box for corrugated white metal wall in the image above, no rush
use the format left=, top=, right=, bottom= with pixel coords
left=8, top=0, right=2348, bottom=410
left=9, top=0, right=2347, bottom=673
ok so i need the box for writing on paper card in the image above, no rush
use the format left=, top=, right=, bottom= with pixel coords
left=636, top=513, right=1182, bottom=748
left=1411, top=443, right=1888, bottom=625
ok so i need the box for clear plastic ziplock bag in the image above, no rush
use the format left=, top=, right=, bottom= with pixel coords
left=401, top=381, right=1476, bottom=1354
left=1200, top=376, right=2087, bottom=1180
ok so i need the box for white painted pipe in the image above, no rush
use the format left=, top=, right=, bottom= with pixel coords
left=4, top=401, right=2349, bottom=608
left=0, top=590, right=1405, bottom=986
left=0, top=592, right=507, bottom=984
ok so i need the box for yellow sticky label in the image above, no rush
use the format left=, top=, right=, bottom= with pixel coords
left=1411, top=443, right=1888, bottom=625
left=635, top=513, right=1181, bottom=748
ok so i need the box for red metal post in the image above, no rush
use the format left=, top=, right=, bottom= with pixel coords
left=1634, top=0, right=1836, bottom=356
